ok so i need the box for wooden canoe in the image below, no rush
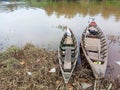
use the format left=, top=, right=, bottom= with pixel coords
left=80, top=19, right=108, bottom=79
left=58, top=28, right=78, bottom=83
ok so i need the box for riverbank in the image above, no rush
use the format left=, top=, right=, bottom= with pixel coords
left=0, top=43, right=119, bottom=90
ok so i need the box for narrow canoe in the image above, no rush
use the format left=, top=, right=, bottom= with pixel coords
left=58, top=28, right=78, bottom=83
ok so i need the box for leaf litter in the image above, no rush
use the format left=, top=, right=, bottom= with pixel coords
left=0, top=43, right=119, bottom=90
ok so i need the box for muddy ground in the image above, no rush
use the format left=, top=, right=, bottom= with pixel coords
left=0, top=43, right=120, bottom=90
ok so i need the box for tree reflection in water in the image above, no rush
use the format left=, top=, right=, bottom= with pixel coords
left=0, top=1, right=120, bottom=21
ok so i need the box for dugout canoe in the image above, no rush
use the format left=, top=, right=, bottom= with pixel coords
left=58, top=28, right=78, bottom=83
left=80, top=19, right=108, bottom=79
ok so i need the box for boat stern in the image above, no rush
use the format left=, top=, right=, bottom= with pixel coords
left=92, top=60, right=107, bottom=79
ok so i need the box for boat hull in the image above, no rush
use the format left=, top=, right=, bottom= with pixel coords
left=58, top=29, right=78, bottom=83
left=80, top=22, right=108, bottom=79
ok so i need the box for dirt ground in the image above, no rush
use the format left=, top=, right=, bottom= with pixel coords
left=0, top=43, right=120, bottom=90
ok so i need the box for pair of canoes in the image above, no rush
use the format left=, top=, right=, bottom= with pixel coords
left=58, top=19, right=108, bottom=83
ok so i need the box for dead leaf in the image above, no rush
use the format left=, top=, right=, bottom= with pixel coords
left=20, top=61, right=25, bottom=65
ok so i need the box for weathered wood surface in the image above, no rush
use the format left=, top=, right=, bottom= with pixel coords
left=65, top=36, right=73, bottom=44
left=85, top=37, right=101, bottom=52
left=64, top=48, right=72, bottom=70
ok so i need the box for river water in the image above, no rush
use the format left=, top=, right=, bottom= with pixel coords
left=0, top=1, right=120, bottom=79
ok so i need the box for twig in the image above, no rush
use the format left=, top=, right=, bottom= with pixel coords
left=94, top=79, right=101, bottom=90
left=74, top=79, right=81, bottom=90
left=107, top=83, right=112, bottom=90
left=94, top=80, right=97, bottom=90
left=56, top=79, right=63, bottom=90
left=76, top=82, right=82, bottom=90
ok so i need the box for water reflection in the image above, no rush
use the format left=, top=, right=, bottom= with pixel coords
left=0, top=1, right=120, bottom=21
left=106, top=34, right=120, bottom=78
left=0, top=1, right=120, bottom=48
left=107, top=34, right=120, bottom=46
left=30, top=1, right=120, bottom=21
left=0, top=1, right=120, bottom=50
left=0, top=8, right=65, bottom=51
left=0, top=1, right=28, bottom=13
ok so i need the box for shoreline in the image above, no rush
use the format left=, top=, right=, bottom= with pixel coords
left=0, top=43, right=120, bottom=89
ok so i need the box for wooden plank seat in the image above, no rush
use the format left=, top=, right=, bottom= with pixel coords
left=85, top=37, right=103, bottom=61
left=61, top=40, right=75, bottom=47
left=60, top=46, right=76, bottom=51
left=88, top=51, right=103, bottom=61
left=64, top=48, right=72, bottom=70
left=64, top=36, right=73, bottom=45
left=85, top=38, right=100, bottom=44
left=61, top=41, right=75, bottom=46
left=60, top=44, right=77, bottom=51
left=60, top=50, right=76, bottom=57
left=87, top=34, right=99, bottom=38
left=62, top=44, right=74, bottom=47
left=61, top=37, right=74, bottom=46
left=85, top=38, right=101, bottom=52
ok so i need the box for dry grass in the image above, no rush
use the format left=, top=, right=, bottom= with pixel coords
left=0, top=43, right=59, bottom=90
left=0, top=43, right=119, bottom=90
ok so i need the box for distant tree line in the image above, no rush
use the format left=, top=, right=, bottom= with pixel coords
left=35, top=0, right=120, bottom=1
left=34, top=0, right=120, bottom=1
left=2, top=0, right=120, bottom=1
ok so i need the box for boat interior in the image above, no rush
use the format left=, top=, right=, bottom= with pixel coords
left=83, top=26, right=107, bottom=64
left=59, top=34, right=77, bottom=72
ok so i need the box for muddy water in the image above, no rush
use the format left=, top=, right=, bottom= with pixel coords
left=107, top=35, right=120, bottom=79
left=0, top=1, right=120, bottom=79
